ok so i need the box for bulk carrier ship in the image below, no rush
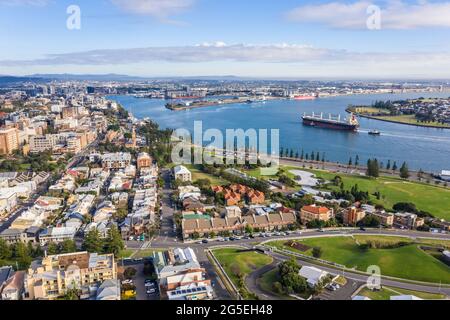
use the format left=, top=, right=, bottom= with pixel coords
left=302, top=112, right=360, bottom=131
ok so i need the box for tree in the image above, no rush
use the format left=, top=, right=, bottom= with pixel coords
left=104, top=225, right=125, bottom=257
left=392, top=161, right=398, bottom=171
left=393, top=202, right=417, bottom=213
left=0, top=239, right=12, bottom=259
left=124, top=267, right=137, bottom=279
left=113, top=208, right=129, bottom=221
left=62, top=287, right=80, bottom=300
left=358, top=215, right=381, bottom=228
left=245, top=225, right=254, bottom=235
left=348, top=157, right=353, bottom=166
left=47, top=242, right=59, bottom=255
left=312, top=247, right=323, bottom=258
left=355, top=155, right=359, bottom=166
left=59, top=239, right=77, bottom=254
left=300, top=149, right=304, bottom=160
left=386, top=160, right=391, bottom=170
left=14, top=242, right=31, bottom=269
left=366, top=159, right=379, bottom=178
left=278, top=258, right=300, bottom=277
left=399, top=162, right=410, bottom=179
left=83, top=229, right=104, bottom=253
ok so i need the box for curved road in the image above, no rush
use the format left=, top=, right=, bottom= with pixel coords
left=127, top=228, right=450, bottom=299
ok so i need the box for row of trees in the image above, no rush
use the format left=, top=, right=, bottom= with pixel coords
left=0, top=226, right=125, bottom=271
left=0, top=240, right=42, bottom=270
left=367, top=158, right=410, bottom=179
left=279, top=148, right=326, bottom=162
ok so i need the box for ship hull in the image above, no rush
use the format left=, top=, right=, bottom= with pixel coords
left=294, top=96, right=317, bottom=100
left=302, top=117, right=359, bottom=131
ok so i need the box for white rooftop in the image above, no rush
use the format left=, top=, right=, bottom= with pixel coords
left=174, top=165, right=191, bottom=175
left=390, top=295, right=423, bottom=300
left=298, top=266, right=328, bottom=287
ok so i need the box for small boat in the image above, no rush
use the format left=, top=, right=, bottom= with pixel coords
left=368, top=130, right=381, bottom=135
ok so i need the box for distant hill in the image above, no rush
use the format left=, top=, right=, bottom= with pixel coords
left=26, top=74, right=248, bottom=82
left=0, top=75, right=47, bottom=84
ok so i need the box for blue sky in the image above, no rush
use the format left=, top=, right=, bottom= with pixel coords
left=1, top=0, right=450, bottom=79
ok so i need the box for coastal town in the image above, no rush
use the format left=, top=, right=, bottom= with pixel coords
left=350, top=97, right=450, bottom=128
left=0, top=79, right=448, bottom=302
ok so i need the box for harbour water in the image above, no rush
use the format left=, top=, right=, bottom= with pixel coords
left=110, top=92, right=450, bottom=173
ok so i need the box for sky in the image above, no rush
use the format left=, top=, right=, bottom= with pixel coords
left=1, top=0, right=450, bottom=79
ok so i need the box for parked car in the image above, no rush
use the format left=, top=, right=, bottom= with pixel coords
left=326, top=284, right=337, bottom=291
left=202, top=239, right=209, bottom=244
left=146, top=288, right=157, bottom=294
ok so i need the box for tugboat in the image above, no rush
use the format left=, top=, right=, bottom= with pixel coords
left=368, top=130, right=381, bottom=136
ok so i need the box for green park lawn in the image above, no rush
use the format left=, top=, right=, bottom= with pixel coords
left=359, top=286, right=447, bottom=300
left=245, top=165, right=450, bottom=220
left=118, top=249, right=163, bottom=259
left=267, top=236, right=450, bottom=284
left=374, top=114, right=450, bottom=128
left=309, top=169, right=450, bottom=221
left=184, top=164, right=229, bottom=186
left=258, top=268, right=298, bottom=300
left=213, top=248, right=273, bottom=287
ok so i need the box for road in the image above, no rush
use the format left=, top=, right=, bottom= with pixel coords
left=124, top=228, right=450, bottom=299
left=265, top=250, right=450, bottom=296
left=245, top=260, right=282, bottom=300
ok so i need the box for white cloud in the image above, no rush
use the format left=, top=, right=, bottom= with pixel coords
left=0, top=43, right=337, bottom=65
left=110, top=0, right=195, bottom=18
left=2, top=43, right=450, bottom=78
left=287, top=0, right=450, bottom=29
left=0, top=0, right=49, bottom=5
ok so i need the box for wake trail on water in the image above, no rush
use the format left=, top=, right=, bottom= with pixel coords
left=358, top=129, right=450, bottom=143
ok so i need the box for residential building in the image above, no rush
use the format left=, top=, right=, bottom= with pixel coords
left=95, top=279, right=121, bottom=300
left=38, top=226, right=77, bottom=246
left=173, top=165, right=192, bottom=182
left=225, top=206, right=242, bottom=218
left=1, top=271, right=25, bottom=300
left=300, top=205, right=333, bottom=224
left=0, top=128, right=19, bottom=155
left=181, top=211, right=297, bottom=239
left=153, top=248, right=213, bottom=300
left=394, top=212, right=424, bottom=229
left=0, top=266, right=14, bottom=296
left=371, top=211, right=394, bottom=227
left=24, top=251, right=117, bottom=300
left=101, top=153, right=131, bottom=169
left=137, top=152, right=152, bottom=170
left=29, top=135, right=56, bottom=153
left=343, top=207, right=366, bottom=225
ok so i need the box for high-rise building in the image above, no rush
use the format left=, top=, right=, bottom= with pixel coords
left=0, top=128, right=19, bottom=155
